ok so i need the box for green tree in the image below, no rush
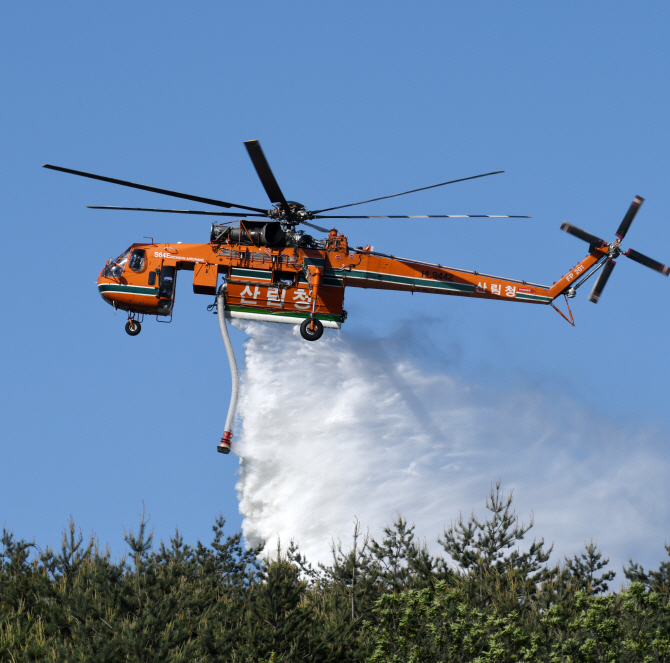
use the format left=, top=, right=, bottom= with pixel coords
left=364, top=582, right=538, bottom=663
left=313, top=520, right=381, bottom=661
left=565, top=540, right=615, bottom=595
left=625, top=544, right=670, bottom=595
left=438, top=482, right=556, bottom=614
left=370, top=515, right=451, bottom=595
left=0, top=528, right=40, bottom=615
left=180, top=515, right=261, bottom=662
left=0, top=528, right=51, bottom=661
left=439, top=481, right=553, bottom=581
left=244, top=542, right=312, bottom=661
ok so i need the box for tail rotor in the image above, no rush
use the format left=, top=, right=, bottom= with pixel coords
left=560, top=195, right=669, bottom=304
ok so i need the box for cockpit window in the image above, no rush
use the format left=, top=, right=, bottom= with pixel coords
left=103, top=249, right=130, bottom=278
left=128, top=249, right=146, bottom=273
left=114, top=250, right=130, bottom=268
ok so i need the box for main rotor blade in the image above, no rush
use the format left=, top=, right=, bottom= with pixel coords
left=312, top=214, right=532, bottom=219
left=310, top=171, right=504, bottom=215
left=43, top=164, right=268, bottom=214
left=616, top=195, right=644, bottom=239
left=87, top=206, right=269, bottom=217
left=625, top=248, right=670, bottom=276
left=560, top=222, right=608, bottom=250
left=587, top=258, right=616, bottom=303
left=300, top=220, right=332, bottom=233
left=243, top=140, right=291, bottom=215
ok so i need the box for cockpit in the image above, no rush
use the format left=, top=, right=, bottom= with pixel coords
left=102, top=247, right=147, bottom=278
left=98, top=245, right=175, bottom=319
left=103, top=249, right=130, bottom=278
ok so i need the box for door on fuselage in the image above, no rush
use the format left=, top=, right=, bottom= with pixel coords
left=157, top=264, right=177, bottom=316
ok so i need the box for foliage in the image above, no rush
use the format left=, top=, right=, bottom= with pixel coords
left=625, top=544, right=670, bottom=594
left=364, top=581, right=670, bottom=663
left=565, top=539, right=617, bottom=595
left=1, top=485, right=669, bottom=662
left=439, top=481, right=554, bottom=582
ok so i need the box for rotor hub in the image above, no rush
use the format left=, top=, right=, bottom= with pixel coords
left=268, top=201, right=310, bottom=226
left=608, top=242, right=622, bottom=259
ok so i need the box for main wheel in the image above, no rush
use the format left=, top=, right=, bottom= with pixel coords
left=300, top=317, right=323, bottom=341
left=125, top=320, right=141, bottom=336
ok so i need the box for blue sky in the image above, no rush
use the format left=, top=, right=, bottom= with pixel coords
left=2, top=2, right=669, bottom=574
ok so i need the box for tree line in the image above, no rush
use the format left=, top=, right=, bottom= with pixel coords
left=1, top=482, right=669, bottom=662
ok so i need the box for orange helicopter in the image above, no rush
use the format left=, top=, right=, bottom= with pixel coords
left=44, top=140, right=668, bottom=341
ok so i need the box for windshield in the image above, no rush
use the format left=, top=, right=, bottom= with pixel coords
left=103, top=249, right=130, bottom=278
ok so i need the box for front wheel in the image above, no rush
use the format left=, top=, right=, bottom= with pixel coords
left=300, top=318, right=323, bottom=341
left=125, top=320, right=141, bottom=336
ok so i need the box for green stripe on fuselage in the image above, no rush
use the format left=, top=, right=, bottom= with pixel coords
left=516, top=292, right=553, bottom=304
left=231, top=267, right=273, bottom=281
left=98, top=284, right=157, bottom=296
left=346, top=270, right=474, bottom=293
left=303, top=257, right=325, bottom=267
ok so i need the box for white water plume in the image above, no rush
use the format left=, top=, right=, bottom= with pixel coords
left=232, top=321, right=670, bottom=573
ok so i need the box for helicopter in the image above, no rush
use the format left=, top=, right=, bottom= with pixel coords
left=44, top=140, right=668, bottom=341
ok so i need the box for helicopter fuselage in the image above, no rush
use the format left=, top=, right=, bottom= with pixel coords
left=98, top=221, right=601, bottom=334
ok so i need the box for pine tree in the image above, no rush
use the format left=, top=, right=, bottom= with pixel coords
left=244, top=542, right=312, bottom=661
left=315, top=520, right=380, bottom=662
left=438, top=482, right=556, bottom=614
left=193, top=514, right=262, bottom=592
left=565, top=539, right=615, bottom=595
left=189, top=515, right=261, bottom=662
left=0, top=528, right=51, bottom=661
left=369, top=515, right=451, bottom=595
left=439, top=481, right=553, bottom=581
left=624, top=543, right=670, bottom=594
left=0, top=528, right=41, bottom=614
left=321, top=519, right=379, bottom=620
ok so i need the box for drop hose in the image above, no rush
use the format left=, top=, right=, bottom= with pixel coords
left=216, top=283, right=239, bottom=454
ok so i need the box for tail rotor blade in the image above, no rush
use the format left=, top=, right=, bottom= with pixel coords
left=560, top=222, right=608, bottom=250
left=625, top=248, right=670, bottom=276
left=588, top=258, right=616, bottom=303
left=615, top=196, right=644, bottom=239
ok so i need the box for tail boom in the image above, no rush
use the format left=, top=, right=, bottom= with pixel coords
left=345, top=252, right=555, bottom=304
left=546, top=248, right=608, bottom=300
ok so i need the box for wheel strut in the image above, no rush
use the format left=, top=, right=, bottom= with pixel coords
left=125, top=318, right=141, bottom=336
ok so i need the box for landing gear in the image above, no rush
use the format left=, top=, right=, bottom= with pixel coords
left=125, top=319, right=141, bottom=336
left=300, top=317, right=323, bottom=341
